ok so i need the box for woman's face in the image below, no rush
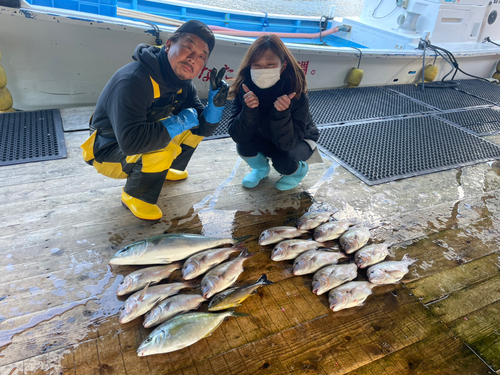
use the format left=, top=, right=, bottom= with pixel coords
left=251, top=49, right=287, bottom=73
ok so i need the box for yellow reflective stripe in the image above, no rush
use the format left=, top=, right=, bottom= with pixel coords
left=81, top=130, right=97, bottom=162
left=179, top=131, right=204, bottom=148
left=177, top=89, right=182, bottom=94
left=92, top=161, right=129, bottom=179
left=141, top=142, right=182, bottom=173
left=150, top=77, right=160, bottom=99
left=125, top=154, right=141, bottom=164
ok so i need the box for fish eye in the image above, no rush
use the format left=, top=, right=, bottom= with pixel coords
left=145, top=337, right=152, bottom=343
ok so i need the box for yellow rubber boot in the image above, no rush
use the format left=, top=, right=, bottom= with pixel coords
left=166, top=169, right=188, bottom=180
left=121, top=191, right=162, bottom=220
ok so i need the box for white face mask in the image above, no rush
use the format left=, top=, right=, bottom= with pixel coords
left=250, top=66, right=281, bottom=89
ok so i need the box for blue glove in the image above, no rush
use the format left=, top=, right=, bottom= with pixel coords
left=203, top=67, right=229, bottom=124
left=161, top=108, right=199, bottom=139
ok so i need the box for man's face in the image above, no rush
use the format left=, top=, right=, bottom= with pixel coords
left=166, top=33, right=209, bottom=80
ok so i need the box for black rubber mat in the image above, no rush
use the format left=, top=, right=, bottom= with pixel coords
left=451, top=79, right=500, bottom=105
left=200, top=99, right=234, bottom=140
left=0, top=110, right=67, bottom=167
left=317, top=116, right=500, bottom=185
left=436, top=107, right=500, bottom=136
left=308, top=86, right=434, bottom=124
left=386, top=83, right=492, bottom=110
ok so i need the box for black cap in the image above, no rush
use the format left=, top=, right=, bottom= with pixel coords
left=176, top=20, right=215, bottom=55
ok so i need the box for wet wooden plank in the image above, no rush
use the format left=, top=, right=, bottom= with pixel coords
left=448, top=299, right=500, bottom=371
left=407, top=252, right=500, bottom=304
left=73, top=339, right=100, bottom=375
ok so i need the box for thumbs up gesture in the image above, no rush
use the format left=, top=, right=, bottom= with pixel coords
left=274, top=92, right=296, bottom=112
left=242, top=84, right=259, bottom=109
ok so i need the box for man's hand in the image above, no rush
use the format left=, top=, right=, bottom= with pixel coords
left=209, top=67, right=229, bottom=107
left=242, top=84, right=259, bottom=109
left=274, top=92, right=296, bottom=112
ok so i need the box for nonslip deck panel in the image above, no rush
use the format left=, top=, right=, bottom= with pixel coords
left=317, top=116, right=500, bottom=185
left=0, top=109, right=67, bottom=166
left=436, top=107, right=500, bottom=136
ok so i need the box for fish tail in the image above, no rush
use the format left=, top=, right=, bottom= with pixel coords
left=238, top=248, right=254, bottom=260
left=229, top=311, right=250, bottom=318
left=257, top=274, right=274, bottom=286
left=231, top=243, right=248, bottom=252
left=185, top=280, right=200, bottom=289
left=402, top=253, right=418, bottom=265
left=233, top=234, right=252, bottom=245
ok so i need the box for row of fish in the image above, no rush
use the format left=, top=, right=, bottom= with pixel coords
left=110, top=233, right=274, bottom=356
left=262, top=210, right=418, bottom=312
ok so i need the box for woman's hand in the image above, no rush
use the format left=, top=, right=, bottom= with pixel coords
left=274, top=92, right=296, bottom=112
left=242, top=84, right=259, bottom=109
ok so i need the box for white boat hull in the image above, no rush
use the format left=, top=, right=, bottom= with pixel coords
left=1, top=4, right=499, bottom=111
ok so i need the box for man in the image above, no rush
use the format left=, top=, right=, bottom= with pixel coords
left=81, top=20, right=228, bottom=220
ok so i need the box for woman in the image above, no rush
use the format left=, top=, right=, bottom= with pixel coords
left=228, top=34, right=319, bottom=191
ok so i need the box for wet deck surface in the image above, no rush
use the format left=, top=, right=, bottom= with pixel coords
left=1, top=108, right=500, bottom=374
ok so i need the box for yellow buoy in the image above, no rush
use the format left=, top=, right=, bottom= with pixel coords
left=0, top=65, right=7, bottom=88
left=0, top=86, right=13, bottom=111
left=424, top=65, right=438, bottom=82
left=0, top=107, right=16, bottom=113
left=493, top=72, right=500, bottom=82
left=496, top=60, right=500, bottom=72
left=346, top=68, right=364, bottom=88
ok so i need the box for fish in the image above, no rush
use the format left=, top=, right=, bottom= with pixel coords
left=293, top=249, right=349, bottom=276
left=116, top=263, right=182, bottom=296
left=367, top=254, right=418, bottom=285
left=313, top=221, right=353, bottom=242
left=354, top=243, right=389, bottom=269
left=110, top=233, right=250, bottom=265
left=271, top=239, right=324, bottom=261
left=259, top=226, right=309, bottom=246
left=143, top=294, right=207, bottom=328
left=311, top=263, right=358, bottom=295
left=339, top=227, right=371, bottom=254
left=328, top=281, right=377, bottom=312
left=137, top=310, right=249, bottom=356
left=296, top=211, right=336, bottom=230
left=182, top=245, right=243, bottom=280
left=119, top=281, right=196, bottom=324
left=201, top=249, right=253, bottom=299
left=208, top=274, right=274, bottom=311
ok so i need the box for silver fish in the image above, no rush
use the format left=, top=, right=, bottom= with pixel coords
left=313, top=221, right=353, bottom=242
left=339, top=227, right=371, bottom=254
left=259, top=226, right=309, bottom=246
left=293, top=249, right=349, bottom=276
left=354, top=243, right=389, bottom=269
left=137, top=310, right=248, bottom=356
left=110, top=233, right=250, bottom=265
left=201, top=249, right=253, bottom=299
left=143, top=294, right=207, bottom=328
left=367, top=254, right=418, bottom=285
left=296, top=211, right=336, bottom=230
left=208, top=274, right=274, bottom=311
left=311, top=263, right=358, bottom=295
left=182, top=246, right=243, bottom=280
left=271, top=239, right=324, bottom=261
left=119, top=281, right=196, bottom=324
left=116, top=263, right=182, bottom=296
left=328, top=281, right=377, bottom=312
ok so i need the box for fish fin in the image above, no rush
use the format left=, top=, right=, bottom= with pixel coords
left=257, top=274, right=274, bottom=286
left=401, top=253, right=418, bottom=265
left=231, top=243, right=247, bottom=252
left=138, top=282, right=151, bottom=302
left=238, top=248, right=254, bottom=260
left=169, top=321, right=198, bottom=336
left=229, top=311, right=250, bottom=318
left=185, top=281, right=199, bottom=289
left=234, top=234, right=252, bottom=245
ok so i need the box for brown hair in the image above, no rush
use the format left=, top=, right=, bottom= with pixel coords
left=228, top=34, right=307, bottom=100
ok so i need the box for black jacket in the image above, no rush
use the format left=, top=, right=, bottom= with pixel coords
left=91, top=44, right=217, bottom=156
left=228, top=76, right=319, bottom=152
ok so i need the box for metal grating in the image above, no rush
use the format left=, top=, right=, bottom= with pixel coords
left=451, top=79, right=500, bottom=105
left=317, top=116, right=500, bottom=185
left=308, top=86, right=434, bottom=125
left=0, top=110, right=67, bottom=167
left=200, top=99, right=234, bottom=140
left=386, top=83, right=492, bottom=110
left=436, top=107, right=500, bottom=136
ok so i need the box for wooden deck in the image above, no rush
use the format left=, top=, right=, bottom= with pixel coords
left=1, top=108, right=500, bottom=374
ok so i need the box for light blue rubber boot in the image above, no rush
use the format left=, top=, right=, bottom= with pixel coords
left=241, top=153, right=270, bottom=188
left=275, top=161, right=309, bottom=191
